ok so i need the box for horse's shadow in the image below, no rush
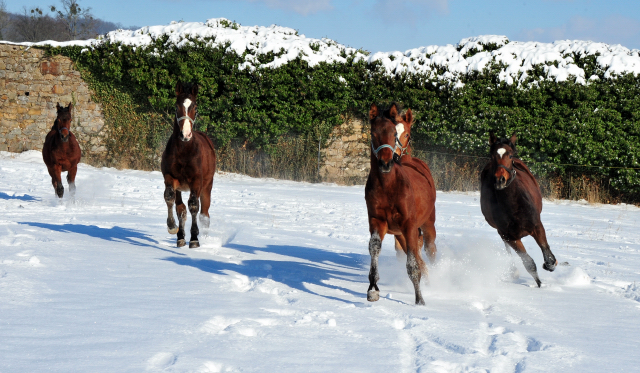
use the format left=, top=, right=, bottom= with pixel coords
left=0, top=192, right=40, bottom=202
left=163, top=243, right=369, bottom=304
left=19, top=222, right=183, bottom=255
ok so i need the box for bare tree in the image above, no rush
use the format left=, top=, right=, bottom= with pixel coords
left=0, top=0, right=10, bottom=40
left=50, top=0, right=97, bottom=40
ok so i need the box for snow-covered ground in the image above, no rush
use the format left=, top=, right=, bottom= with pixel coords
left=1, top=150, right=639, bottom=372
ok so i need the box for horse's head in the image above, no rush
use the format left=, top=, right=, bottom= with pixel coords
left=369, top=103, right=405, bottom=174
left=396, top=108, right=413, bottom=156
left=55, top=102, right=73, bottom=142
left=175, top=81, right=198, bottom=142
left=489, top=133, right=518, bottom=190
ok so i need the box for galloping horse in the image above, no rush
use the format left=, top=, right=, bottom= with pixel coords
left=480, top=133, right=558, bottom=287
left=161, top=82, right=216, bottom=248
left=42, top=103, right=82, bottom=198
left=365, top=103, right=437, bottom=305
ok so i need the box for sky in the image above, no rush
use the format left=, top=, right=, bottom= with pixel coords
left=6, top=0, right=640, bottom=52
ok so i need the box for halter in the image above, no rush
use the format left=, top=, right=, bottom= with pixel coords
left=497, top=164, right=517, bottom=188
left=371, top=135, right=408, bottom=159
left=175, top=110, right=197, bottom=127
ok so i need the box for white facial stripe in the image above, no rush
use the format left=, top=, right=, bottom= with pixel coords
left=182, top=99, right=193, bottom=137
left=497, top=148, right=506, bottom=158
left=396, top=123, right=404, bottom=139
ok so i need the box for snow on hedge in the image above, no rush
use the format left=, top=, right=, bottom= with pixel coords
left=18, top=17, right=640, bottom=86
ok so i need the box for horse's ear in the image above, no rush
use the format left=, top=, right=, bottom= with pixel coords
left=389, top=103, right=398, bottom=119
left=56, top=102, right=62, bottom=111
left=175, top=81, right=184, bottom=96
left=190, top=84, right=199, bottom=97
left=404, top=108, right=413, bottom=125
left=489, top=132, right=497, bottom=145
left=510, top=133, right=517, bottom=146
left=67, top=103, right=73, bottom=112
left=369, top=104, right=378, bottom=121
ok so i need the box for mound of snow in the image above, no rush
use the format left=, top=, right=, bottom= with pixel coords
left=8, top=18, right=640, bottom=86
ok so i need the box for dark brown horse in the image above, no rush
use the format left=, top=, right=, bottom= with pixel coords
left=161, top=82, right=216, bottom=248
left=42, top=103, right=82, bottom=198
left=365, top=103, right=437, bottom=305
left=480, top=133, right=558, bottom=287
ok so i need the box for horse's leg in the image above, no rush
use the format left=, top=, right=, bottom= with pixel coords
left=198, top=179, right=212, bottom=231
left=394, top=235, right=407, bottom=261
left=506, top=239, right=541, bottom=287
left=52, top=164, right=64, bottom=198
left=175, top=191, right=187, bottom=247
left=531, top=224, right=557, bottom=272
left=67, top=164, right=77, bottom=196
left=163, top=179, right=178, bottom=235
left=367, top=219, right=387, bottom=302
left=187, top=190, right=201, bottom=248
left=422, top=223, right=437, bottom=264
left=405, top=224, right=426, bottom=305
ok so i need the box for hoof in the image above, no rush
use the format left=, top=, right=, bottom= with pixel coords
left=367, top=290, right=380, bottom=302
left=167, top=226, right=178, bottom=235
left=543, top=260, right=558, bottom=272
left=415, top=298, right=426, bottom=306
left=189, top=240, right=200, bottom=249
left=535, top=278, right=542, bottom=288
left=177, top=239, right=186, bottom=247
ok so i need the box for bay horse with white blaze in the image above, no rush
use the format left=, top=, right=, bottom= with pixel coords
left=161, top=82, right=216, bottom=248
left=365, top=103, right=437, bottom=305
left=480, top=133, right=558, bottom=287
left=42, top=103, right=82, bottom=198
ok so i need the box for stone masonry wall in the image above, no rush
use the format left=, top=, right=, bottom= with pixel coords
left=320, top=115, right=370, bottom=184
left=0, top=43, right=106, bottom=155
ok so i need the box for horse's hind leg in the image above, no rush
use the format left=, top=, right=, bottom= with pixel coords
left=175, top=192, right=188, bottom=247
left=422, top=223, right=437, bottom=264
left=164, top=182, right=178, bottom=234
left=198, top=180, right=212, bottom=230
left=531, top=224, right=557, bottom=272
left=502, top=241, right=520, bottom=280
left=506, top=239, right=541, bottom=287
left=367, top=219, right=387, bottom=302
left=67, top=165, right=77, bottom=196
left=394, top=235, right=407, bottom=262
left=187, top=191, right=200, bottom=248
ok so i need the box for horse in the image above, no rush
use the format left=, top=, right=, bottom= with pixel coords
left=365, top=103, right=437, bottom=305
left=480, top=133, right=558, bottom=287
left=161, top=82, right=216, bottom=248
left=42, top=103, right=82, bottom=198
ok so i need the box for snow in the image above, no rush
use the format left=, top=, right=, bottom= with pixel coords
left=2, top=150, right=640, bottom=372
left=7, top=18, right=640, bottom=87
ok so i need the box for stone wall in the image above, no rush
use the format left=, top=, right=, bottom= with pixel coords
left=0, top=43, right=106, bottom=155
left=320, top=115, right=370, bottom=184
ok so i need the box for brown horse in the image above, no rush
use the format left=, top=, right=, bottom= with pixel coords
left=161, top=82, right=216, bottom=248
left=365, top=103, right=437, bottom=305
left=480, top=133, right=558, bottom=287
left=42, top=103, right=82, bottom=198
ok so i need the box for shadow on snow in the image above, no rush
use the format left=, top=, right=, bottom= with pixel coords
left=0, top=192, right=40, bottom=202
left=164, top=243, right=369, bottom=304
left=18, top=222, right=184, bottom=255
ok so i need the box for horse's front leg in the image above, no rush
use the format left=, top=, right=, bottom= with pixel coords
left=164, top=179, right=178, bottom=235
left=367, top=218, right=387, bottom=302
left=50, top=164, right=64, bottom=198
left=404, top=223, right=426, bottom=305
left=188, top=190, right=201, bottom=248
left=506, top=239, right=541, bottom=287
left=67, top=164, right=78, bottom=196
left=531, top=224, right=557, bottom=272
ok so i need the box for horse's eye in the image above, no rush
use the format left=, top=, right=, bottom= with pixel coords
left=509, top=155, right=513, bottom=159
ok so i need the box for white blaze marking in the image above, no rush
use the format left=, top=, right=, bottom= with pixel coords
left=497, top=148, right=506, bottom=158
left=396, top=123, right=404, bottom=139
left=182, top=98, right=192, bottom=138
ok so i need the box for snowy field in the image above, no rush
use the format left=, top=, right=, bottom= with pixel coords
left=1, top=150, right=639, bottom=372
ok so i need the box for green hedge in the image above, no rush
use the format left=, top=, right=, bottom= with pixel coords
left=44, top=36, right=640, bottom=196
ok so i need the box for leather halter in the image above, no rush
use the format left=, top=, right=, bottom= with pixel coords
left=497, top=164, right=517, bottom=188
left=175, top=110, right=197, bottom=127
left=371, top=135, right=405, bottom=164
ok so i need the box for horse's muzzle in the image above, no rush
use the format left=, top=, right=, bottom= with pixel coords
left=179, top=133, right=192, bottom=142
left=379, top=158, right=394, bottom=173
left=494, top=176, right=508, bottom=190
left=60, top=134, right=69, bottom=143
